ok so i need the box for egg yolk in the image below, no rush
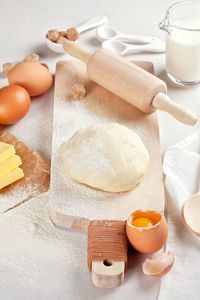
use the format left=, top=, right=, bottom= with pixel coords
left=132, top=217, right=155, bottom=227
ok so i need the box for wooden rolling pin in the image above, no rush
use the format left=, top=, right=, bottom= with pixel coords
left=63, top=40, right=197, bottom=126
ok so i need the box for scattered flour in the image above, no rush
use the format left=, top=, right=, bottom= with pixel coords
left=0, top=182, right=40, bottom=213
left=0, top=193, right=88, bottom=300
left=0, top=191, right=156, bottom=300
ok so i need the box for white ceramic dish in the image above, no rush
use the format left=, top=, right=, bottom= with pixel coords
left=46, top=15, right=108, bottom=54
left=96, top=25, right=161, bottom=43
left=102, top=40, right=165, bottom=56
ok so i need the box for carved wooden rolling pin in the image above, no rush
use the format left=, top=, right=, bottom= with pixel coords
left=63, top=40, right=197, bottom=126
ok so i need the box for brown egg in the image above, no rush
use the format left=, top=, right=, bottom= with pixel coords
left=0, top=85, right=31, bottom=125
left=7, top=62, right=52, bottom=97
left=126, top=210, right=168, bottom=254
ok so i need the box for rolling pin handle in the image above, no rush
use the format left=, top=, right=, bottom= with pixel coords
left=152, top=92, right=198, bottom=126
left=63, top=40, right=91, bottom=64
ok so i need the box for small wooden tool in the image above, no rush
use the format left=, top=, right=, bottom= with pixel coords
left=63, top=40, right=197, bottom=126
left=50, top=211, right=127, bottom=288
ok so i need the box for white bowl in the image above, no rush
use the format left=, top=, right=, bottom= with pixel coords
left=46, top=37, right=65, bottom=54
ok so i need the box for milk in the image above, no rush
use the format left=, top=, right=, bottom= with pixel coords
left=166, top=18, right=200, bottom=83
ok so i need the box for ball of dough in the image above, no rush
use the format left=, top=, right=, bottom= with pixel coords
left=60, top=123, right=150, bottom=193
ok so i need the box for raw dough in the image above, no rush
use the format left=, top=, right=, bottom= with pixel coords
left=60, top=123, right=149, bottom=193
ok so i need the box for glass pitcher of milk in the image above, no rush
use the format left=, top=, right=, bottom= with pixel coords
left=159, top=0, right=200, bottom=85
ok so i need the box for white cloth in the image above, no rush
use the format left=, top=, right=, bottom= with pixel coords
left=158, top=130, right=200, bottom=300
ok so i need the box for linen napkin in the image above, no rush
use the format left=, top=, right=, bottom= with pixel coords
left=158, top=130, right=200, bottom=300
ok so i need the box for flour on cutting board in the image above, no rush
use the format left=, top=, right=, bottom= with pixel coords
left=49, top=60, right=164, bottom=222
left=50, top=98, right=124, bottom=219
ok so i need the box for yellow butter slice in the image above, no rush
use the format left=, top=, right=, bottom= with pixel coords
left=0, top=167, right=24, bottom=190
left=0, top=155, right=22, bottom=178
left=0, top=142, right=15, bottom=165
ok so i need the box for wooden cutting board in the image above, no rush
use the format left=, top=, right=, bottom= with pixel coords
left=49, top=60, right=164, bottom=288
left=50, top=60, right=164, bottom=224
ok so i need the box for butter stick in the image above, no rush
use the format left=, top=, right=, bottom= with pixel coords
left=0, top=167, right=24, bottom=189
left=0, top=142, right=15, bottom=164
left=0, top=155, right=22, bottom=178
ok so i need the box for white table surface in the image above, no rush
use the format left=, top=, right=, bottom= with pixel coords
left=0, top=0, right=200, bottom=299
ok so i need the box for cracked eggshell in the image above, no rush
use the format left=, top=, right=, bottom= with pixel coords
left=142, top=250, right=175, bottom=276
left=126, top=210, right=168, bottom=254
